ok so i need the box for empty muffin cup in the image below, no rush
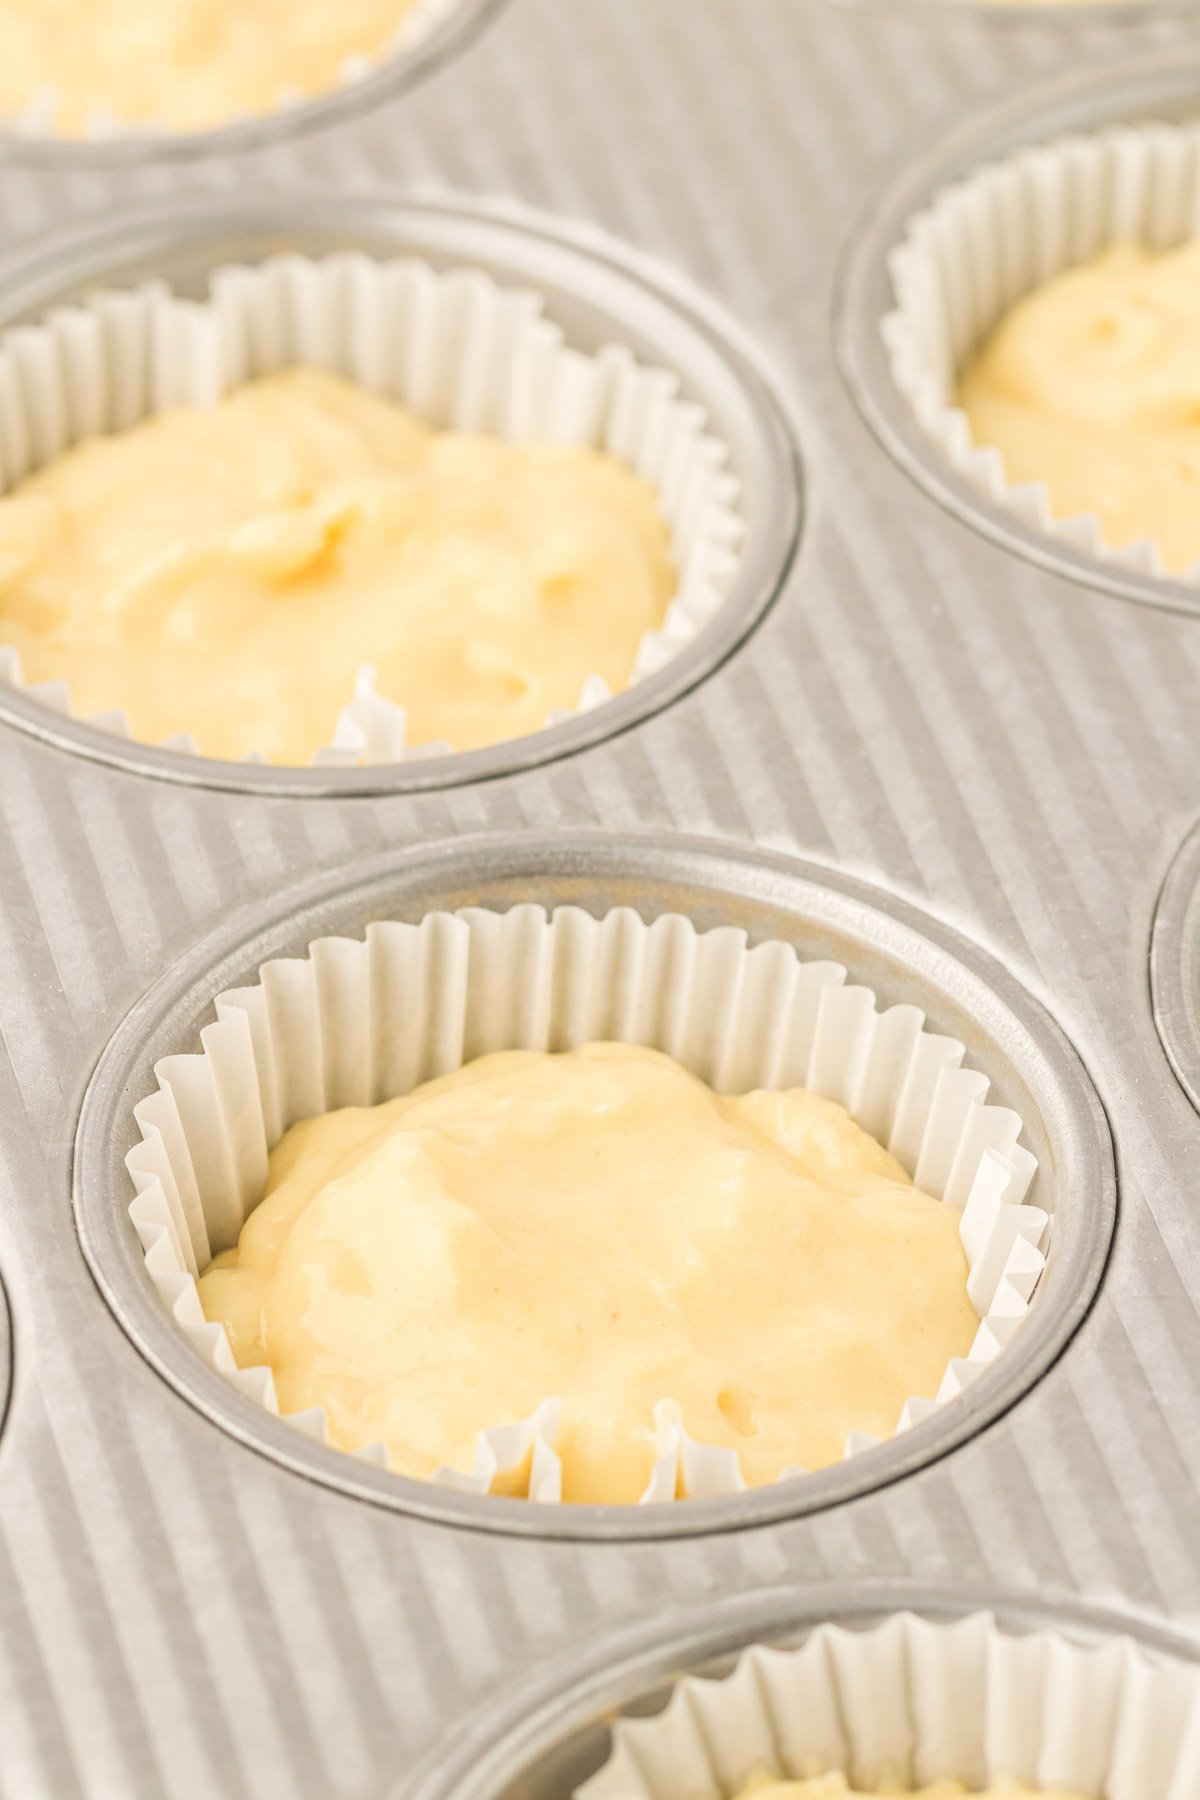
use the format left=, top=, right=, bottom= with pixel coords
left=126, top=903, right=1046, bottom=1506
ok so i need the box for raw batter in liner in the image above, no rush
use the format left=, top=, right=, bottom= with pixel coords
left=0, top=368, right=674, bottom=763
left=0, top=0, right=425, bottom=135
left=958, top=242, right=1200, bottom=574
left=197, top=1043, right=978, bottom=1505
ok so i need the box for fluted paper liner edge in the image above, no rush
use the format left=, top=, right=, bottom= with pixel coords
left=3, top=0, right=463, bottom=144
left=577, top=1611, right=1200, bottom=1797
left=0, top=252, right=742, bottom=766
left=883, top=119, right=1200, bottom=587
left=127, top=905, right=1045, bottom=1505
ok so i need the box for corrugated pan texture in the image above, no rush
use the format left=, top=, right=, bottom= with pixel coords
left=0, top=2, right=1197, bottom=1798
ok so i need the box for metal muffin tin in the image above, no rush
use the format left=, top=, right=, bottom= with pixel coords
left=0, top=190, right=800, bottom=796
left=0, top=1272, right=9, bottom=1446
left=836, top=45, right=1200, bottom=619
left=1152, top=818, right=1200, bottom=1115
left=0, top=4, right=1199, bottom=1798
left=409, top=1580, right=1200, bottom=1799
left=73, top=830, right=1115, bottom=1539
left=0, top=0, right=507, bottom=169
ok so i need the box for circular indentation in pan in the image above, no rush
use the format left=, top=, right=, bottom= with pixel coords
left=0, top=191, right=799, bottom=794
left=407, top=1580, right=1200, bottom=1800
left=835, top=49, right=1200, bottom=619
left=74, top=831, right=1115, bottom=1539
left=1152, top=817, right=1200, bottom=1113
left=0, top=1271, right=9, bottom=1448
left=0, top=0, right=505, bottom=167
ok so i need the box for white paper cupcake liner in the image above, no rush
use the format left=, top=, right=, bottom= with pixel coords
left=126, top=904, right=1045, bottom=1505
left=578, top=1611, right=1200, bottom=1797
left=3, top=0, right=463, bottom=144
left=883, top=119, right=1200, bottom=586
left=0, top=253, right=742, bottom=766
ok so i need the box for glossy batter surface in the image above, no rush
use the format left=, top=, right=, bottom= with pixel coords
left=958, top=242, right=1200, bottom=574
left=0, top=369, right=674, bottom=763
left=0, top=0, right=424, bottom=134
left=197, top=1044, right=977, bottom=1504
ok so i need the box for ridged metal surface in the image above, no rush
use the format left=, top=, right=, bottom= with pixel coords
left=0, top=189, right=802, bottom=797
left=412, top=1582, right=1200, bottom=1798
left=835, top=46, right=1200, bottom=619
left=71, top=835, right=1118, bottom=1540
left=0, top=3, right=1198, bottom=1797
left=1152, top=817, right=1200, bottom=1114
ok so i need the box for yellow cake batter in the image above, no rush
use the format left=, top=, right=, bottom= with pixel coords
left=197, top=1043, right=977, bottom=1505
left=0, top=368, right=674, bottom=763
left=0, top=0, right=425, bottom=136
left=735, top=1780, right=1088, bottom=1799
left=958, top=242, right=1200, bottom=574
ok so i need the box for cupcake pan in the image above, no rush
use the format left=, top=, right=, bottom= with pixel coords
left=879, top=119, right=1200, bottom=587
left=1151, top=817, right=1200, bottom=1115
left=76, top=832, right=1112, bottom=1530
left=577, top=1612, right=1200, bottom=1799
left=837, top=47, right=1200, bottom=616
left=0, top=0, right=505, bottom=166
left=0, top=248, right=744, bottom=767
left=0, top=1269, right=9, bottom=1450
left=409, top=1586, right=1200, bottom=1800
left=0, top=191, right=795, bottom=793
left=1, top=8, right=1199, bottom=1800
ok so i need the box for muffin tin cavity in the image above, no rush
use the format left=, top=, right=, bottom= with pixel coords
left=1152, top=818, right=1200, bottom=1115
left=0, top=1271, right=9, bottom=1451
left=0, top=190, right=798, bottom=794
left=0, top=0, right=504, bottom=166
left=835, top=49, right=1200, bottom=617
left=73, top=831, right=1115, bottom=1540
left=408, top=1586, right=1200, bottom=1800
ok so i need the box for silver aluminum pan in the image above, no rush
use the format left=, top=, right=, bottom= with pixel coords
left=0, top=0, right=507, bottom=170
left=0, top=190, right=799, bottom=796
left=1152, top=818, right=1200, bottom=1115
left=0, top=1271, right=9, bottom=1447
left=72, top=829, right=1116, bottom=1540
left=409, top=1579, right=1200, bottom=1799
left=835, top=46, right=1200, bottom=618
left=0, top=6, right=1196, bottom=1799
